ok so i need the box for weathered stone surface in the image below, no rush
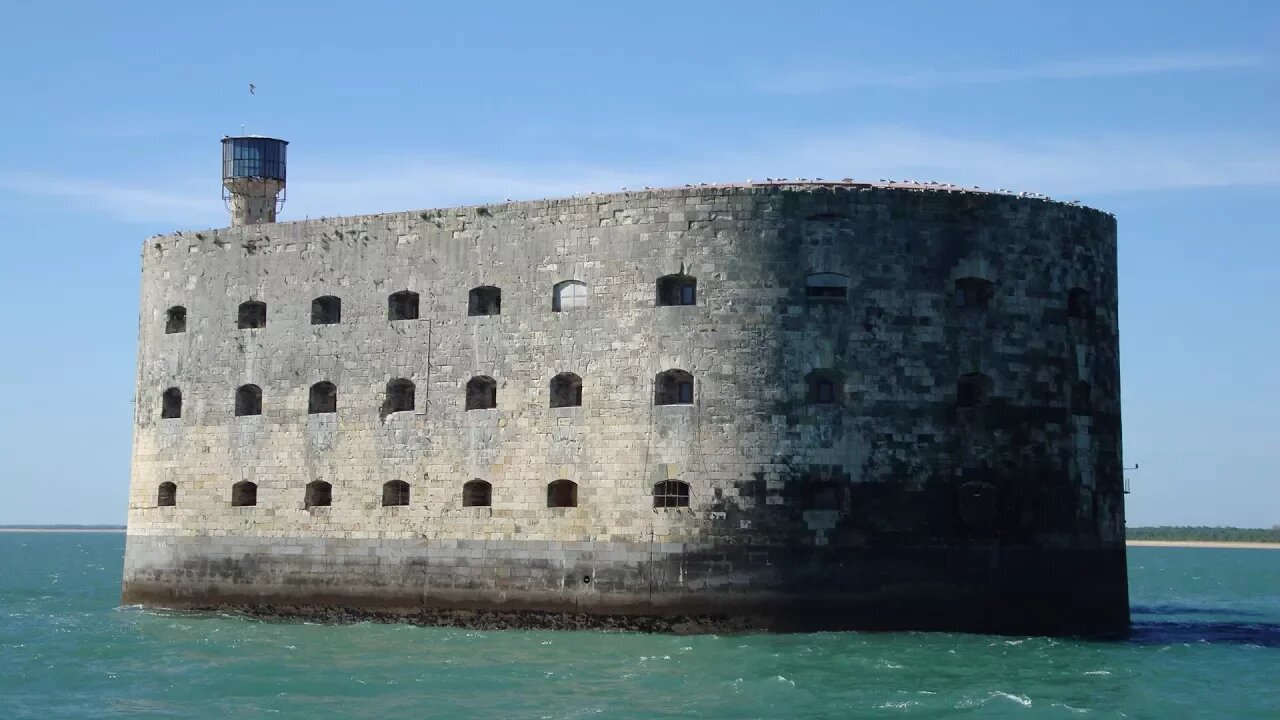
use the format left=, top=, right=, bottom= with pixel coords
left=124, top=183, right=1127, bottom=635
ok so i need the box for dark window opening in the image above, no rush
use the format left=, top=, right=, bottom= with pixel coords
left=384, top=378, right=415, bottom=413
left=238, top=300, right=266, bottom=329
left=550, top=372, right=583, bottom=408
left=805, top=273, right=849, bottom=300
left=1068, top=287, right=1091, bottom=319
left=656, top=274, right=697, bottom=306
left=388, top=291, right=419, bottom=321
left=311, top=296, right=341, bottom=325
left=231, top=480, right=257, bottom=507
left=235, top=384, right=262, bottom=416
left=957, top=480, right=998, bottom=529
left=463, top=479, right=492, bottom=507
left=309, top=382, right=337, bottom=414
left=468, top=286, right=501, bottom=316
left=547, top=479, right=578, bottom=508
left=957, top=373, right=992, bottom=409
left=805, top=481, right=843, bottom=511
left=157, top=482, right=176, bottom=507
left=953, top=277, right=993, bottom=310
left=165, top=306, right=186, bottom=334
left=653, top=480, right=690, bottom=508
left=553, top=280, right=588, bottom=312
left=382, top=480, right=410, bottom=507
left=466, top=376, right=497, bottom=410
left=806, top=370, right=843, bottom=405
left=305, top=481, right=332, bottom=508
left=161, top=387, right=182, bottom=419
left=1072, top=381, right=1092, bottom=416
left=655, top=369, right=694, bottom=405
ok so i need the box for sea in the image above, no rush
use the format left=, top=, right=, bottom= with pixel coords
left=1, top=534, right=1277, bottom=719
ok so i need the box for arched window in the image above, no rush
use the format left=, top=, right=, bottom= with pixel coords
left=549, top=372, right=583, bottom=408
left=311, top=296, right=341, bottom=325
left=656, top=274, right=697, bottom=306
left=653, top=480, right=690, bottom=508
left=466, top=376, right=497, bottom=410
left=805, top=370, right=843, bottom=405
left=382, top=480, right=410, bottom=507
left=553, top=280, right=588, bottom=312
left=235, top=384, right=262, bottom=416
left=1072, top=381, right=1092, bottom=416
left=161, top=387, right=182, bottom=419
left=654, top=369, right=694, bottom=405
left=309, top=382, right=337, bottom=414
left=165, top=306, right=186, bottom=334
left=957, top=372, right=992, bottom=409
left=805, top=481, right=843, bottom=511
left=547, top=479, right=578, bottom=508
left=805, top=273, right=849, bottom=300
left=1068, top=287, right=1091, bottom=319
left=468, top=286, right=501, bottom=316
left=305, top=480, right=332, bottom=508
left=953, top=277, right=993, bottom=309
left=237, top=300, right=267, bottom=329
left=231, top=480, right=257, bottom=507
left=157, top=482, right=177, bottom=507
left=463, top=479, right=492, bottom=507
left=388, top=290, right=419, bottom=321
left=384, top=379, right=415, bottom=413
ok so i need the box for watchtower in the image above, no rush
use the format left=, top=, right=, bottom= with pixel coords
left=221, top=135, right=288, bottom=226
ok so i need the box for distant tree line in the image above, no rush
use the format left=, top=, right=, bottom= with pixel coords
left=1127, top=526, right=1280, bottom=543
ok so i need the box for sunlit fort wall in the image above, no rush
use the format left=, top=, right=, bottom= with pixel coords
left=122, top=136, right=1128, bottom=635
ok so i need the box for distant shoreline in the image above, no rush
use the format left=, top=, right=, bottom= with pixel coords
left=0, top=528, right=125, bottom=533
left=1127, top=540, right=1280, bottom=550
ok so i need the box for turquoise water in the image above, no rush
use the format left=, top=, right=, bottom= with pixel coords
left=2, top=534, right=1278, bottom=719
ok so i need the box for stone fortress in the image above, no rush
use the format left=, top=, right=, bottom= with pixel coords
left=122, top=136, right=1129, bottom=635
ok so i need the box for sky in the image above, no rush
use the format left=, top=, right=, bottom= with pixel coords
left=0, top=0, right=1276, bottom=526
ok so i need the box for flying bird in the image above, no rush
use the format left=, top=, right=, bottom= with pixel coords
left=249, top=83, right=256, bottom=95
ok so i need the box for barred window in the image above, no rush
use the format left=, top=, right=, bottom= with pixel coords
left=653, top=480, right=690, bottom=508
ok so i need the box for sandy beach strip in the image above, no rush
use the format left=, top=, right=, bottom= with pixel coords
left=1127, top=540, right=1280, bottom=550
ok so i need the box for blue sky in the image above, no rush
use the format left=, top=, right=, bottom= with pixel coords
left=0, top=1, right=1276, bottom=526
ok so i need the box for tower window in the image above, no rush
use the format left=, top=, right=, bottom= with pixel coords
left=953, top=277, right=993, bottom=309
left=654, top=369, right=694, bottom=405
left=957, top=373, right=992, bottom=409
left=805, top=273, right=849, bottom=300
left=311, top=296, right=341, bottom=325
left=305, top=481, right=332, bottom=508
left=1072, top=381, right=1092, bottom=416
left=468, top=286, right=501, bottom=316
left=805, top=481, right=843, bottom=511
left=161, top=387, right=182, bottom=419
left=157, top=482, right=176, bottom=507
left=231, top=480, right=257, bottom=507
left=237, top=301, right=266, bottom=329
left=309, top=382, right=337, bottom=414
left=463, top=479, right=492, bottom=507
left=382, top=480, right=410, bottom=507
left=805, top=370, right=843, bottom=405
left=547, top=479, right=578, bottom=508
left=466, top=376, right=497, bottom=410
left=553, top=280, right=588, bottom=312
left=388, top=291, right=419, bottom=321
left=549, top=372, right=583, bottom=408
left=656, top=274, right=697, bottom=306
left=165, top=306, right=186, bottom=334
left=235, top=384, right=262, bottom=416
left=384, top=378, right=415, bottom=414
left=1068, top=288, right=1091, bottom=319
left=653, top=480, right=690, bottom=508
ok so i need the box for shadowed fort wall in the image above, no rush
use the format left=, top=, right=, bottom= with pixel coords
left=123, top=184, right=1127, bottom=634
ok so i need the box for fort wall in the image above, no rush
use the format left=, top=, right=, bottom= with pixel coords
left=123, top=184, right=1127, bottom=634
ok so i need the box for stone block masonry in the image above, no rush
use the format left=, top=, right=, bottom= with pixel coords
left=123, top=182, right=1128, bottom=635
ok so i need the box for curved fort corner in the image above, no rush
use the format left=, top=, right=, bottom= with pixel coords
left=123, top=176, right=1128, bottom=636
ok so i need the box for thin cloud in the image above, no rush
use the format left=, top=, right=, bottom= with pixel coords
left=759, top=52, right=1268, bottom=93
left=4, top=127, right=1278, bottom=227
